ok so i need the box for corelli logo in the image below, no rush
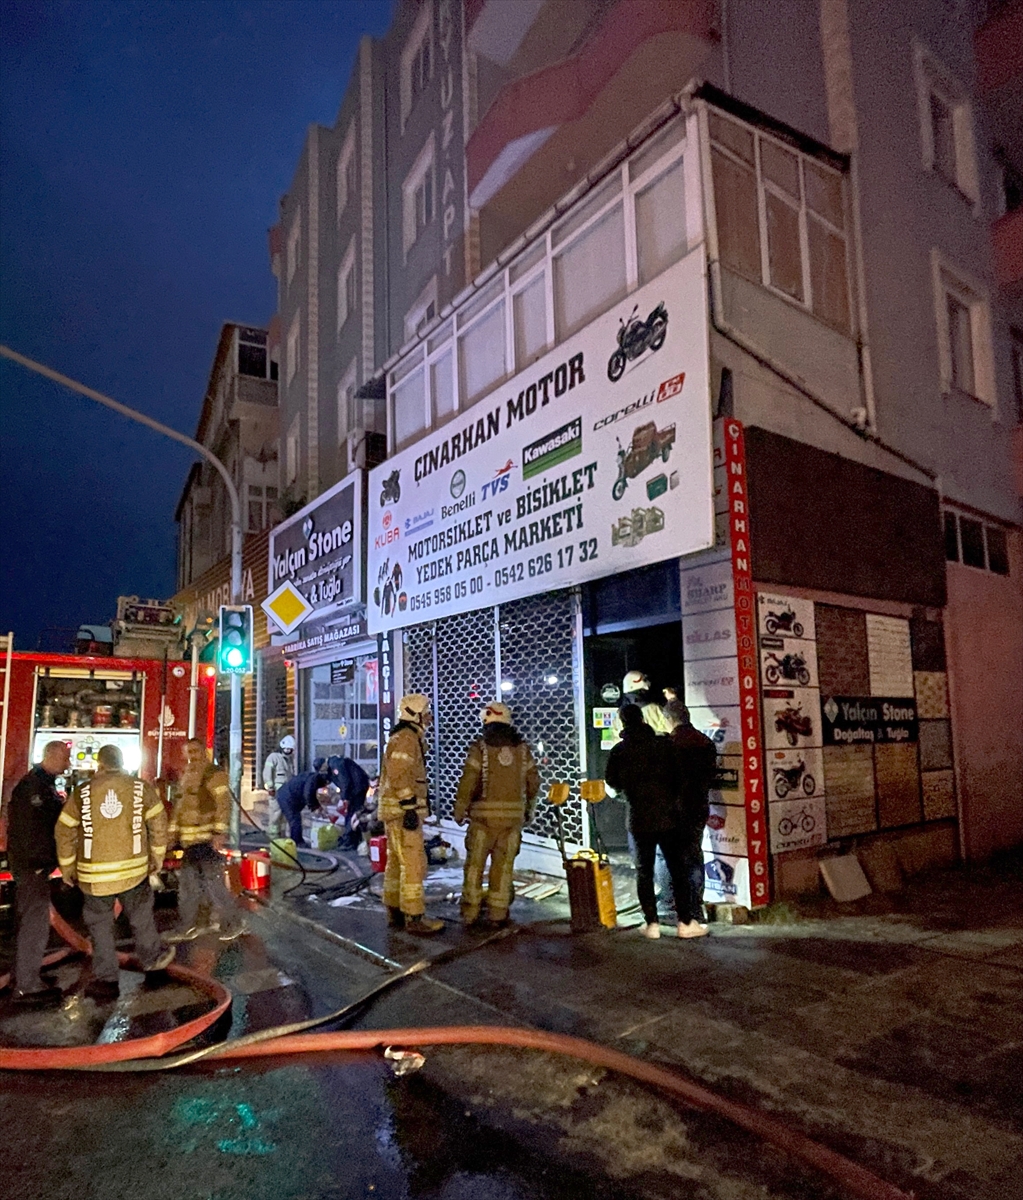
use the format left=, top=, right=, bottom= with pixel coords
left=522, top=418, right=582, bottom=480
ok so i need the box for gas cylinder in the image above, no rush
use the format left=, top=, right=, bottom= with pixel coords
left=369, top=834, right=387, bottom=874
left=240, top=851, right=271, bottom=892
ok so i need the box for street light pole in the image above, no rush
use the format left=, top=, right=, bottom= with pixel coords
left=0, top=344, right=245, bottom=846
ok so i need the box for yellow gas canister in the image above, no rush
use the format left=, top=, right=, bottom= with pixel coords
left=269, top=837, right=298, bottom=865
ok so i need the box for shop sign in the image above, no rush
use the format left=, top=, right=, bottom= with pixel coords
left=820, top=696, right=918, bottom=745
left=330, top=659, right=356, bottom=684
left=702, top=853, right=750, bottom=905
left=367, top=251, right=712, bottom=634
left=267, top=473, right=363, bottom=648
left=768, top=794, right=827, bottom=854
left=377, top=632, right=395, bottom=766
left=703, top=803, right=747, bottom=857
left=288, top=617, right=367, bottom=657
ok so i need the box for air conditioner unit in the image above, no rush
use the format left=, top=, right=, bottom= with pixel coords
left=346, top=429, right=388, bottom=473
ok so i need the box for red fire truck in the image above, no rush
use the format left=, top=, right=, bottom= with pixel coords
left=0, top=640, right=216, bottom=851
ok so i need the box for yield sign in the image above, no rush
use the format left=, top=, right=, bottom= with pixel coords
left=262, top=579, right=312, bottom=635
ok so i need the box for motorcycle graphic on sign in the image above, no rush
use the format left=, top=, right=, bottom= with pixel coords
left=612, top=422, right=675, bottom=500
left=764, top=652, right=812, bottom=686
left=607, top=302, right=668, bottom=382
left=772, top=758, right=816, bottom=798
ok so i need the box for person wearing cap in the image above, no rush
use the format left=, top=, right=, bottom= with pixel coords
left=612, top=671, right=672, bottom=739
left=263, top=734, right=296, bottom=837
left=378, top=694, right=443, bottom=935
left=453, top=702, right=539, bottom=928
left=665, top=700, right=717, bottom=937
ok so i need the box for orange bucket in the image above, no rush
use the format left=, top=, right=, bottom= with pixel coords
left=240, top=850, right=271, bottom=892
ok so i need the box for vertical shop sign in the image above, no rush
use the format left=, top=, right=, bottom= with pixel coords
left=377, top=632, right=395, bottom=771
left=722, top=419, right=769, bottom=907
left=437, top=0, right=461, bottom=283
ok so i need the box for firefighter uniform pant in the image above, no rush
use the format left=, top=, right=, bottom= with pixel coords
left=176, top=843, right=241, bottom=933
left=382, top=820, right=426, bottom=917
left=266, top=793, right=286, bottom=839
left=82, top=881, right=162, bottom=983
left=14, top=869, right=52, bottom=994
left=461, top=821, right=521, bottom=922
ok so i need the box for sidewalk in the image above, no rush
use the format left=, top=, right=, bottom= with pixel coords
left=260, top=838, right=1023, bottom=1200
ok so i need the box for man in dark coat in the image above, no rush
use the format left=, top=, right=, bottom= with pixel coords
left=5, top=740, right=70, bottom=1005
left=605, top=705, right=707, bottom=940
left=274, top=769, right=327, bottom=847
left=327, top=754, right=370, bottom=848
left=666, top=700, right=718, bottom=935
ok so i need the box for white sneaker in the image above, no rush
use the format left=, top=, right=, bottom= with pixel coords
left=642, top=922, right=661, bottom=939
left=677, top=920, right=709, bottom=939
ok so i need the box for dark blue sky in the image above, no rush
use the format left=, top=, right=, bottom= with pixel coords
left=0, top=0, right=392, bottom=649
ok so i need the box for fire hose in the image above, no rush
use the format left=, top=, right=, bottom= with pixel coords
left=0, top=912, right=913, bottom=1200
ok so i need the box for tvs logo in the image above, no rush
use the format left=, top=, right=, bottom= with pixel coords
left=607, top=302, right=668, bottom=382
left=481, top=459, right=515, bottom=501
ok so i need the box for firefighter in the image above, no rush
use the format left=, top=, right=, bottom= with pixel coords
left=165, top=739, right=245, bottom=943
left=55, top=744, right=174, bottom=1001
left=453, top=701, right=539, bottom=928
left=5, top=739, right=71, bottom=1007
left=611, top=670, right=672, bottom=740
left=378, top=694, right=443, bottom=935
left=262, top=734, right=296, bottom=837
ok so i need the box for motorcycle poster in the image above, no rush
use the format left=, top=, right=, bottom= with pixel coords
left=766, top=747, right=824, bottom=799
left=768, top=794, right=827, bottom=854
left=756, top=593, right=816, bottom=643
left=761, top=687, right=822, bottom=751
left=366, top=251, right=712, bottom=635
left=759, top=639, right=819, bottom=690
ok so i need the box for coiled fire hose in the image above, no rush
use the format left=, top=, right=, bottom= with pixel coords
left=0, top=911, right=913, bottom=1200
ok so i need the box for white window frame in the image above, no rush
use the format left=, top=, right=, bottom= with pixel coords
left=337, top=358, right=358, bottom=444
left=404, top=276, right=438, bottom=343
left=336, top=124, right=356, bottom=220
left=286, top=313, right=300, bottom=386
left=286, top=213, right=301, bottom=285
left=285, top=414, right=300, bottom=487
left=338, top=238, right=357, bottom=332
left=931, top=249, right=996, bottom=408
left=402, top=134, right=436, bottom=257
left=400, top=0, right=433, bottom=132
left=913, top=41, right=980, bottom=208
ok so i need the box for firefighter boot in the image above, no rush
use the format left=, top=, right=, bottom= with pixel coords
left=405, top=915, right=444, bottom=935
left=386, top=906, right=405, bottom=930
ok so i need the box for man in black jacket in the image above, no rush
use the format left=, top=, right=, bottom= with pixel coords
left=605, top=705, right=707, bottom=940
left=5, top=740, right=71, bottom=1005
left=667, top=700, right=718, bottom=937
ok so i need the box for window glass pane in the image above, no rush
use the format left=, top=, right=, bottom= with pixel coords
left=428, top=319, right=452, bottom=355
left=959, top=517, right=985, bottom=568
left=391, top=346, right=424, bottom=386
left=458, top=274, right=503, bottom=326
left=943, top=511, right=959, bottom=562
left=513, top=273, right=548, bottom=369
left=808, top=216, right=850, bottom=332
left=635, top=158, right=687, bottom=285
left=509, top=239, right=545, bottom=284
left=805, top=160, right=844, bottom=228
left=248, top=502, right=262, bottom=532
left=985, top=526, right=1009, bottom=576
left=392, top=366, right=426, bottom=448
left=459, top=299, right=507, bottom=407
left=266, top=487, right=278, bottom=501
left=760, top=138, right=800, bottom=200
left=629, top=118, right=685, bottom=182
left=930, top=92, right=956, bottom=182
left=553, top=203, right=627, bottom=340
left=711, top=148, right=760, bottom=281
left=551, top=172, right=622, bottom=249
left=238, top=342, right=268, bottom=378
left=709, top=111, right=754, bottom=165
left=431, top=349, right=455, bottom=423
left=946, top=293, right=975, bottom=394
left=766, top=193, right=803, bottom=300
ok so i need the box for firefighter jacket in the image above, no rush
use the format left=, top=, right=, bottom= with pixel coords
left=262, top=751, right=294, bottom=794
left=453, top=725, right=540, bottom=827
left=378, top=722, right=429, bottom=823
left=168, top=762, right=232, bottom=848
left=55, top=769, right=167, bottom=896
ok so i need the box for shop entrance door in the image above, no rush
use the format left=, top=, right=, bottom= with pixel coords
left=583, top=621, right=683, bottom=849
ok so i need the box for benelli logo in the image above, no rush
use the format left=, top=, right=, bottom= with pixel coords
left=522, top=418, right=582, bottom=480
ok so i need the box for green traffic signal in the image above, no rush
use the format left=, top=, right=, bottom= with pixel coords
left=217, top=605, right=253, bottom=675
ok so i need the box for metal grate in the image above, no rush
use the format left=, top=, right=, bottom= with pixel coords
left=401, top=592, right=584, bottom=846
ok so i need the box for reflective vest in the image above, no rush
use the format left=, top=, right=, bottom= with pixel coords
left=169, top=762, right=232, bottom=847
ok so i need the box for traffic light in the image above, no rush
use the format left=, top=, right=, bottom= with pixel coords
left=218, top=605, right=253, bottom=675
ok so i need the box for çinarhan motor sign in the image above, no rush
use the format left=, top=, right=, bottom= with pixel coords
left=367, top=250, right=712, bottom=633
left=266, top=473, right=363, bottom=651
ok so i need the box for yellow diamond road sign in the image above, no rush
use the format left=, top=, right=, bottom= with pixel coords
left=262, top=580, right=313, bottom=635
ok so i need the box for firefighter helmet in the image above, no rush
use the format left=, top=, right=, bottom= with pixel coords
left=622, top=670, right=650, bottom=694
left=280, top=735, right=296, bottom=752
left=398, top=693, right=432, bottom=726
left=481, top=701, right=512, bottom=725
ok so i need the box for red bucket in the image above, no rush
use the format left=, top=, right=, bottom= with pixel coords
left=240, top=851, right=271, bottom=892
left=369, top=835, right=387, bottom=874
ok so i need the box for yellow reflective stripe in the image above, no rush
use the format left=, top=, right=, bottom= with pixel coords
left=78, top=857, right=148, bottom=875
left=57, top=855, right=76, bottom=867
left=149, top=844, right=167, bottom=860
left=145, top=803, right=164, bottom=820
left=58, top=811, right=80, bottom=827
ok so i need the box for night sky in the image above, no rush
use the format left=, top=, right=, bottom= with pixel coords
left=0, top=0, right=393, bottom=649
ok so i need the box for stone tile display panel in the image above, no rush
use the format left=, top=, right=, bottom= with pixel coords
left=919, top=719, right=953, bottom=771
left=914, top=670, right=949, bottom=719
left=922, top=769, right=956, bottom=821
left=875, top=741, right=922, bottom=828
left=823, top=744, right=876, bottom=837
left=815, top=604, right=869, bottom=696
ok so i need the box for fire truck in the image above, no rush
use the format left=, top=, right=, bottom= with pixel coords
left=0, top=635, right=216, bottom=856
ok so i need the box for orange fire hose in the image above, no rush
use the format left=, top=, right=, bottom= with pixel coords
left=0, top=913, right=914, bottom=1200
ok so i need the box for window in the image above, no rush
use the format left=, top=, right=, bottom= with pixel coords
left=400, top=1, right=433, bottom=130
left=914, top=43, right=979, bottom=204
left=512, top=272, right=548, bottom=369
left=944, top=509, right=1011, bottom=576
left=287, top=214, right=301, bottom=285
left=285, top=415, right=300, bottom=486
left=552, top=177, right=627, bottom=341
left=403, top=135, right=436, bottom=255
left=338, top=239, right=357, bottom=331
left=338, top=360, right=357, bottom=442
left=459, top=298, right=507, bottom=407
left=337, top=126, right=356, bottom=219
left=246, top=484, right=278, bottom=532
left=404, top=276, right=438, bottom=344
left=286, top=314, right=300, bottom=386
left=391, top=353, right=427, bottom=450
left=933, top=255, right=994, bottom=405
left=708, top=109, right=851, bottom=333
left=237, top=328, right=268, bottom=379
left=634, top=158, right=687, bottom=286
